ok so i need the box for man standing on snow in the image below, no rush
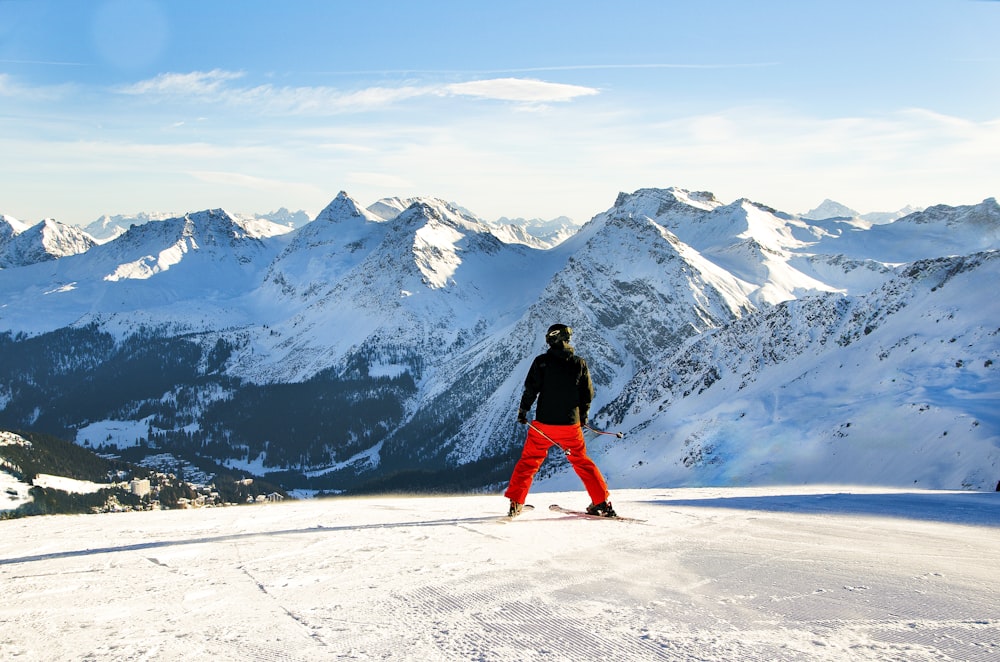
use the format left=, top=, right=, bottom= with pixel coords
left=504, top=323, right=616, bottom=518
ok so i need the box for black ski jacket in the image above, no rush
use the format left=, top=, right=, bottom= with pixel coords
left=519, top=343, right=594, bottom=426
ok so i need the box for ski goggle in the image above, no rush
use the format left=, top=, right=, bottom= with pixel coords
left=546, top=326, right=572, bottom=343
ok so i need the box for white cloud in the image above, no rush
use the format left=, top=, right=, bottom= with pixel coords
left=117, top=69, right=436, bottom=114
left=445, top=78, right=599, bottom=103
left=119, top=69, right=245, bottom=96
left=115, top=71, right=598, bottom=114
left=240, top=84, right=430, bottom=114
left=4, top=66, right=997, bottom=228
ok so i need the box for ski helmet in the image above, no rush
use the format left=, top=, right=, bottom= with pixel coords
left=545, top=323, right=572, bottom=345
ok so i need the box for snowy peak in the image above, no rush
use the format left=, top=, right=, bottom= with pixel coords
left=368, top=196, right=574, bottom=248
left=38, top=218, right=98, bottom=258
left=366, top=196, right=413, bottom=221
left=1, top=213, right=30, bottom=237
left=0, top=217, right=96, bottom=268
left=251, top=207, right=310, bottom=230
left=682, top=199, right=799, bottom=252
left=84, top=208, right=304, bottom=243
left=315, top=191, right=385, bottom=225
left=0, top=210, right=274, bottom=333
left=811, top=197, right=1000, bottom=262
left=802, top=199, right=927, bottom=225
left=492, top=215, right=579, bottom=247
left=602, top=210, right=755, bottom=310
left=280, top=192, right=386, bottom=258
left=95, top=209, right=271, bottom=283
left=264, top=193, right=390, bottom=299
left=802, top=199, right=860, bottom=220
left=895, top=197, right=999, bottom=231
left=887, top=197, right=1000, bottom=256
left=112, top=209, right=255, bottom=251
left=598, top=191, right=834, bottom=305
left=229, top=213, right=298, bottom=239
left=541, top=209, right=757, bottom=380
left=366, top=196, right=490, bottom=227
left=262, top=193, right=501, bottom=310
left=611, top=187, right=722, bottom=221
left=83, top=211, right=180, bottom=242
left=603, top=189, right=801, bottom=253
left=382, top=199, right=508, bottom=291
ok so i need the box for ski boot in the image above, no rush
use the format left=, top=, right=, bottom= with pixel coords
left=586, top=501, right=617, bottom=518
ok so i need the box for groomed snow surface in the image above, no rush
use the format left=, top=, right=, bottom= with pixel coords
left=2, top=487, right=998, bottom=661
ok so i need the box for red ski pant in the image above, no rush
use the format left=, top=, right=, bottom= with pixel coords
left=504, top=420, right=610, bottom=506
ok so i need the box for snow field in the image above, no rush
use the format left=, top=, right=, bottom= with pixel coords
left=1, top=486, right=998, bottom=661
left=0, top=470, right=32, bottom=511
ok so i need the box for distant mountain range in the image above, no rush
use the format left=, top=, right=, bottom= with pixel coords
left=801, top=199, right=923, bottom=224
left=80, top=208, right=312, bottom=242
left=0, top=189, right=996, bottom=494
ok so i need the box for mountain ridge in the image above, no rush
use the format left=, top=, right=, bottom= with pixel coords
left=0, top=187, right=996, bottom=493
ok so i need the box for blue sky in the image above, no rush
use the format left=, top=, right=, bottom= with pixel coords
left=1, top=0, right=998, bottom=226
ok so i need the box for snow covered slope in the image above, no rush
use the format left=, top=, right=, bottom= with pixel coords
left=594, top=251, right=1000, bottom=490
left=0, top=488, right=997, bottom=661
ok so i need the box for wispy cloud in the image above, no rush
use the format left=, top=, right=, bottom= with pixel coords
left=0, top=73, right=74, bottom=101
left=118, top=70, right=428, bottom=113
left=118, top=69, right=246, bottom=96
left=115, top=70, right=599, bottom=114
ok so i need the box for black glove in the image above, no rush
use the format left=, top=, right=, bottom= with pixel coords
left=580, top=406, right=589, bottom=428
left=517, top=409, right=528, bottom=424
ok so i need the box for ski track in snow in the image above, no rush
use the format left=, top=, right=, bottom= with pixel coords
left=0, top=487, right=998, bottom=661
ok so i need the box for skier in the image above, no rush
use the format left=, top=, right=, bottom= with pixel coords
left=504, top=323, right=616, bottom=518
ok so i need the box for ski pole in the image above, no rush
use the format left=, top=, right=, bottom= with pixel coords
left=584, top=424, right=624, bottom=439
left=527, top=423, right=569, bottom=454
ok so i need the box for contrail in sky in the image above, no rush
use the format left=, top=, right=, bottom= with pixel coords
left=0, top=59, right=86, bottom=66
left=302, top=62, right=780, bottom=76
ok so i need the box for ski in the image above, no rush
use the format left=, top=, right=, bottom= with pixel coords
left=549, top=504, right=646, bottom=523
left=497, top=503, right=535, bottom=522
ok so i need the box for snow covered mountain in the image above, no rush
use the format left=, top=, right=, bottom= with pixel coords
left=802, top=199, right=861, bottom=220
left=1, top=214, right=29, bottom=239
left=801, top=199, right=923, bottom=225
left=82, top=211, right=180, bottom=242
left=810, top=198, right=1000, bottom=263
left=601, top=250, right=1000, bottom=490
left=0, top=217, right=97, bottom=269
left=0, top=188, right=996, bottom=494
left=82, top=208, right=305, bottom=242
left=366, top=196, right=567, bottom=248
left=493, top=214, right=579, bottom=247
left=861, top=204, right=923, bottom=225
left=0, top=209, right=280, bottom=333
